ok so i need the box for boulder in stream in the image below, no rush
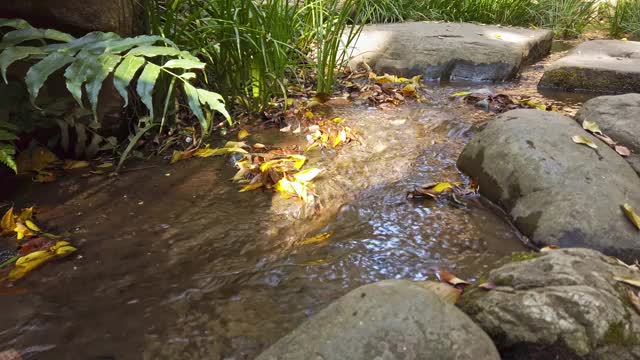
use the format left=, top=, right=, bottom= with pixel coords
left=457, top=109, right=640, bottom=262
left=539, top=40, right=640, bottom=93
left=348, top=22, right=553, bottom=81
left=257, top=280, right=500, bottom=360
left=460, top=248, right=640, bottom=359
left=576, top=93, right=640, bottom=174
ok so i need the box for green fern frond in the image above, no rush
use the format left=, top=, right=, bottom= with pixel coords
left=0, top=143, right=17, bottom=173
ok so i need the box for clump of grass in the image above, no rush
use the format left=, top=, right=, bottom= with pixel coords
left=531, top=0, right=599, bottom=38
left=606, top=0, right=640, bottom=39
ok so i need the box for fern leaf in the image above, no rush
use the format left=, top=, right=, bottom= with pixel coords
left=162, top=58, right=206, bottom=70
left=113, top=55, right=145, bottom=107
left=0, top=18, right=30, bottom=30
left=86, top=53, right=122, bottom=121
left=25, top=52, right=75, bottom=107
left=0, top=128, right=17, bottom=141
left=103, top=35, right=176, bottom=54
left=136, top=63, right=161, bottom=120
left=0, top=143, right=17, bottom=173
left=183, top=82, right=207, bottom=131
left=59, top=31, right=120, bottom=56
left=64, top=52, right=96, bottom=108
left=1, top=28, right=74, bottom=49
left=0, top=46, right=46, bottom=83
left=127, top=46, right=181, bottom=58
left=197, top=89, right=231, bottom=125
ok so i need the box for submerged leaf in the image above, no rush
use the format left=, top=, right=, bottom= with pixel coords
left=623, top=203, right=640, bottom=230
left=9, top=241, right=76, bottom=281
left=572, top=135, right=598, bottom=149
left=298, top=232, right=332, bottom=246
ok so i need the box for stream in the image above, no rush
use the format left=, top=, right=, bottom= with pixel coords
left=0, top=44, right=595, bottom=360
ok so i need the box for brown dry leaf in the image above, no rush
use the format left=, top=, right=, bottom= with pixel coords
left=1, top=207, right=16, bottom=235
left=594, top=133, right=616, bottom=146
left=479, top=282, right=497, bottom=291
left=237, top=129, right=250, bottom=140
left=436, top=270, right=471, bottom=288
left=616, top=145, right=631, bottom=157
left=416, top=281, right=462, bottom=304
left=0, top=349, right=22, bottom=360
left=572, top=135, right=598, bottom=149
left=540, top=245, right=560, bottom=252
left=15, top=146, right=57, bottom=174
left=63, top=160, right=90, bottom=170
left=628, top=290, right=640, bottom=315
left=615, top=276, right=640, bottom=288
left=582, top=120, right=604, bottom=136
left=623, top=203, right=640, bottom=230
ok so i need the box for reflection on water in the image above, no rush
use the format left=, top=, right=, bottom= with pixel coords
left=1, top=70, right=584, bottom=359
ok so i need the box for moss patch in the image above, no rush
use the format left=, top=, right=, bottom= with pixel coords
left=510, top=251, right=541, bottom=263
left=601, top=321, right=639, bottom=346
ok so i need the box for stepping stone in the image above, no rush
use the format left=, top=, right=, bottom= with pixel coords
left=347, top=22, right=553, bottom=81
left=458, top=109, right=640, bottom=262
left=576, top=93, right=640, bottom=174
left=539, top=40, right=640, bottom=94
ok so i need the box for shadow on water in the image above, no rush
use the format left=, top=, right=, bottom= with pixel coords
left=0, top=50, right=592, bottom=359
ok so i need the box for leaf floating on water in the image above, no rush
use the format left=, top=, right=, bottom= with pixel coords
left=451, top=91, right=471, bottom=98
left=572, top=135, right=598, bottom=149
left=238, top=182, right=263, bottom=193
left=194, top=146, right=247, bottom=158
left=582, top=120, right=604, bottom=136
left=298, top=232, right=332, bottom=246
left=518, top=99, right=546, bottom=111
left=9, top=240, right=76, bottom=281
left=237, top=129, right=250, bottom=140
left=615, top=276, right=640, bottom=288
left=416, top=280, right=462, bottom=304
left=293, top=168, right=324, bottom=183
left=436, top=270, right=471, bottom=289
left=623, top=203, right=640, bottom=230
left=616, top=145, right=631, bottom=157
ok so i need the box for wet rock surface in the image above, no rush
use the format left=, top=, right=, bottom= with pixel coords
left=348, top=22, right=553, bottom=81
left=458, top=109, right=640, bottom=261
left=460, top=248, right=640, bottom=360
left=576, top=93, right=640, bottom=174
left=539, top=40, right=640, bottom=94
left=257, top=280, right=500, bottom=360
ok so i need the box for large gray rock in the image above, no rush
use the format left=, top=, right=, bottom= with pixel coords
left=461, top=248, right=640, bottom=359
left=257, top=280, right=500, bottom=360
left=348, top=22, right=553, bottom=81
left=576, top=93, right=640, bottom=174
left=539, top=40, right=640, bottom=93
left=458, top=109, right=640, bottom=262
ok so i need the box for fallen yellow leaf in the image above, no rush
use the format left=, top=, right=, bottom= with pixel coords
left=194, top=147, right=247, bottom=157
left=63, top=160, right=90, bottom=170
left=572, top=135, right=598, bottom=149
left=582, top=120, right=603, bottom=136
left=451, top=91, right=471, bottom=97
left=298, top=232, right=332, bottom=246
left=14, top=221, right=35, bottom=240
left=293, top=168, right=324, bottom=183
left=1, top=207, right=16, bottom=235
left=623, top=203, right=640, bottom=230
left=25, top=220, right=40, bottom=232
left=239, top=182, right=264, bottom=192
left=237, top=129, right=250, bottom=140
left=402, top=83, right=416, bottom=98
left=9, top=241, right=76, bottom=281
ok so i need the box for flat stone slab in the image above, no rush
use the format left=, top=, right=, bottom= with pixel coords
left=576, top=93, right=640, bottom=174
left=348, top=22, right=553, bottom=81
left=461, top=248, right=640, bottom=359
left=539, top=40, right=640, bottom=93
left=458, top=109, right=640, bottom=262
left=257, top=280, right=500, bottom=360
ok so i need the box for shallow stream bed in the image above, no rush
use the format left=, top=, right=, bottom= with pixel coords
left=0, top=47, right=595, bottom=360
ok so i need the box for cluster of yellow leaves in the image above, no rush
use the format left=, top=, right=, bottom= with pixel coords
left=305, top=118, right=360, bottom=152
left=1, top=207, right=76, bottom=281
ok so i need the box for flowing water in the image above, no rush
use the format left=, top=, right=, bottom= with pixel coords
left=0, top=46, right=594, bottom=360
